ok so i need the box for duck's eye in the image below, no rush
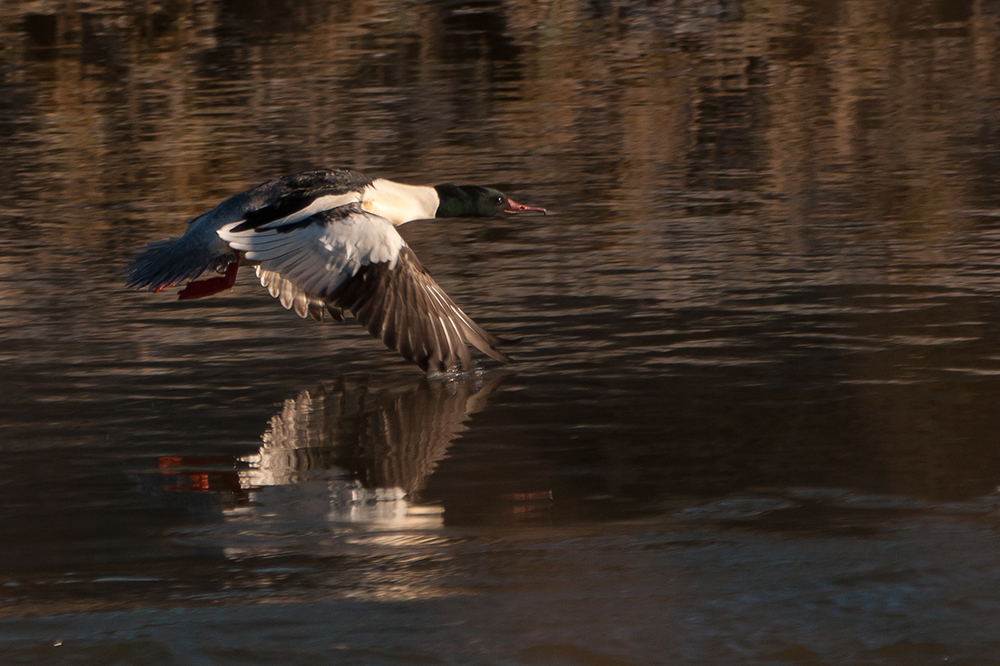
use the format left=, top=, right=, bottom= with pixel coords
left=494, top=196, right=504, bottom=204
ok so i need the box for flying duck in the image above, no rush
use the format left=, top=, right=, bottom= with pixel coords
left=125, top=169, right=545, bottom=372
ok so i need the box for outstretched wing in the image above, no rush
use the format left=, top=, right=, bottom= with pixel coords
left=329, top=245, right=510, bottom=371
left=219, top=204, right=510, bottom=371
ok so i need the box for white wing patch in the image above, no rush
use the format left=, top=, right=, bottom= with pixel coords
left=249, top=192, right=362, bottom=231
left=219, top=205, right=405, bottom=300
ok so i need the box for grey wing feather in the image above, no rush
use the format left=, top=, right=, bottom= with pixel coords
left=257, top=267, right=333, bottom=322
left=329, top=247, right=511, bottom=372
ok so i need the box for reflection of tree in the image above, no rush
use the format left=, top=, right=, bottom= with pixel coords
left=4, top=0, right=1000, bottom=286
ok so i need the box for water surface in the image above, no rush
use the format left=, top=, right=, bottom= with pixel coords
left=3, top=1, right=1000, bottom=663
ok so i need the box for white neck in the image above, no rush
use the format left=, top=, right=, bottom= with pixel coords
left=361, top=179, right=440, bottom=226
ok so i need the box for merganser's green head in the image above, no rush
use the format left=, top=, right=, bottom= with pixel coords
left=433, top=184, right=547, bottom=218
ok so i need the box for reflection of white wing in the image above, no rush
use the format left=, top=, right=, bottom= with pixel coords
left=236, top=375, right=503, bottom=526
left=240, top=389, right=337, bottom=487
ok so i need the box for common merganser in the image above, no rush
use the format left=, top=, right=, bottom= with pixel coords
left=125, top=169, right=545, bottom=372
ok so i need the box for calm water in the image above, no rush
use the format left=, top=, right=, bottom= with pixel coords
left=4, top=0, right=1000, bottom=663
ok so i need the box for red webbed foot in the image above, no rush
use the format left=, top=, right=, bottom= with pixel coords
left=177, top=253, right=241, bottom=300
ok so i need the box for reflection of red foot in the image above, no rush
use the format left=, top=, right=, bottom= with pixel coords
left=157, top=456, right=234, bottom=468
left=156, top=456, right=245, bottom=495
left=177, top=254, right=241, bottom=300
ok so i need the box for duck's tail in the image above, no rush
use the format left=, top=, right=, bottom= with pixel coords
left=124, top=227, right=235, bottom=293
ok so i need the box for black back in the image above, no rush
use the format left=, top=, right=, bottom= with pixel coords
left=230, top=169, right=373, bottom=233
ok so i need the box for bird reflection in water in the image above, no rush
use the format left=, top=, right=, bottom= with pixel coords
left=157, top=373, right=506, bottom=529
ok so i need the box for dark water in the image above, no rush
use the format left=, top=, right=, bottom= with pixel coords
left=4, top=0, right=1000, bottom=663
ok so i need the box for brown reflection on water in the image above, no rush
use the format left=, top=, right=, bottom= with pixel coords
left=1, top=0, right=1000, bottom=490
left=1, top=1, right=998, bottom=214
left=5, top=1, right=1000, bottom=661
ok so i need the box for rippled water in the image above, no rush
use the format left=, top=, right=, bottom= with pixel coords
left=4, top=1, right=1000, bottom=663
